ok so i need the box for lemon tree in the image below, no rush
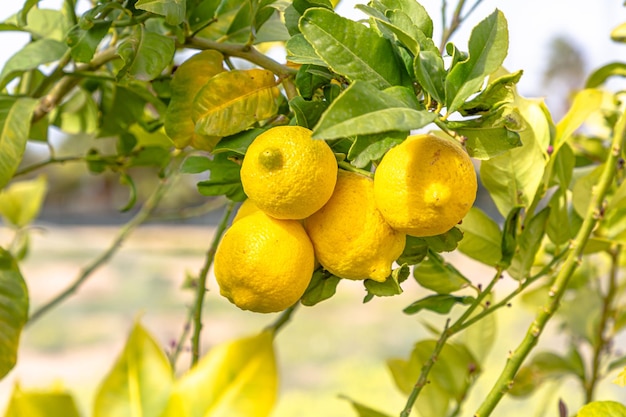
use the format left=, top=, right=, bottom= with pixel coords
left=1, top=1, right=626, bottom=417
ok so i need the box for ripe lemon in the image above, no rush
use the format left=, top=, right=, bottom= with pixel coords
left=214, top=211, right=315, bottom=313
left=231, top=199, right=260, bottom=223
left=373, top=134, right=477, bottom=237
left=304, top=170, right=406, bottom=282
left=240, top=126, right=338, bottom=220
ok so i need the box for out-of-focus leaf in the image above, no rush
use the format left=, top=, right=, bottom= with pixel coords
left=576, top=401, right=626, bottom=417
left=196, top=153, right=246, bottom=202
left=554, top=89, right=604, bottom=153
left=4, top=384, right=80, bottom=417
left=586, top=62, right=626, bottom=88
left=161, top=331, right=277, bottom=417
left=301, top=269, right=340, bottom=306
left=180, top=156, right=212, bottom=174
left=0, top=97, right=38, bottom=190
left=340, top=395, right=393, bottom=417
left=66, top=21, right=112, bottom=63
left=364, top=264, right=409, bottom=298
left=18, top=0, right=41, bottom=26
left=413, top=252, right=470, bottom=294
left=300, top=7, right=407, bottom=89
left=403, top=294, right=473, bottom=315
left=193, top=69, right=279, bottom=137
left=136, top=0, right=186, bottom=25
left=547, top=188, right=575, bottom=246
left=0, top=249, right=29, bottom=379
left=117, top=28, right=175, bottom=81
left=457, top=207, right=501, bottom=266
left=458, top=293, right=496, bottom=363
left=507, top=207, right=550, bottom=280
left=445, top=10, right=509, bottom=113
left=164, top=50, right=224, bottom=150
left=99, top=86, right=147, bottom=137
left=0, top=176, right=47, bottom=228
left=572, top=165, right=602, bottom=218
left=0, top=39, right=68, bottom=90
left=612, top=22, right=626, bottom=42
left=93, top=322, right=173, bottom=417
left=313, top=81, right=436, bottom=140
left=16, top=8, right=71, bottom=42
left=52, top=88, right=98, bottom=134
left=613, top=367, right=626, bottom=387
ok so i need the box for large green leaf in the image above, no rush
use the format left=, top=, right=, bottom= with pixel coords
left=576, top=401, right=626, bottom=417
left=99, top=86, right=147, bottom=137
left=507, top=207, right=550, bottom=280
left=51, top=87, right=99, bottom=134
left=93, top=322, right=173, bottom=417
left=161, top=331, right=277, bottom=417
left=136, top=0, right=186, bottom=25
left=457, top=207, right=502, bottom=266
left=553, top=88, right=604, bottom=153
left=414, top=50, right=446, bottom=103
left=586, top=62, right=626, bottom=88
left=196, top=153, right=246, bottom=202
left=300, top=7, right=407, bottom=89
left=15, top=8, right=71, bottom=42
left=412, top=252, right=470, bottom=294
left=193, top=69, right=279, bottom=137
left=377, top=0, right=434, bottom=37
left=0, top=249, right=29, bottom=379
left=312, top=81, right=436, bottom=139
left=4, top=384, right=80, bottom=417
left=285, top=34, right=326, bottom=66
left=0, top=176, right=47, bottom=228
left=117, top=28, right=175, bottom=81
left=66, top=21, right=112, bottom=63
left=0, top=97, right=38, bottom=190
left=0, top=39, right=68, bottom=90
left=164, top=50, right=224, bottom=150
left=445, top=10, right=509, bottom=113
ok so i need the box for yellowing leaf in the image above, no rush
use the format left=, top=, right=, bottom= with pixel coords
left=554, top=88, right=604, bottom=153
left=93, top=322, right=173, bottom=417
left=164, top=50, right=225, bottom=150
left=614, top=367, right=626, bottom=387
left=192, top=69, right=279, bottom=137
left=577, top=401, right=626, bottom=417
left=4, top=383, right=81, bottom=417
left=161, top=331, right=277, bottom=417
left=0, top=175, right=47, bottom=228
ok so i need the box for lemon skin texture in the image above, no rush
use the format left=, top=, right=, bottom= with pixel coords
left=232, top=199, right=260, bottom=223
left=373, top=134, right=477, bottom=237
left=304, top=170, right=406, bottom=282
left=240, top=126, right=338, bottom=220
left=214, top=211, right=315, bottom=313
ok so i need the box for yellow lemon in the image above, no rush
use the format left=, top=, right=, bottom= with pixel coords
left=232, top=199, right=260, bottom=223
left=373, top=134, right=477, bottom=237
left=240, top=126, right=338, bottom=220
left=304, top=170, right=406, bottom=282
left=214, top=211, right=315, bottom=313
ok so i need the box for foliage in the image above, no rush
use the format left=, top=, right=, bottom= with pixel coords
left=0, top=0, right=626, bottom=416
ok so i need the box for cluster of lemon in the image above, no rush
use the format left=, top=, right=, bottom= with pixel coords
left=213, top=126, right=477, bottom=313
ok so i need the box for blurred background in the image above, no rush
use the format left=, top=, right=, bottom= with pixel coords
left=1, top=1, right=626, bottom=416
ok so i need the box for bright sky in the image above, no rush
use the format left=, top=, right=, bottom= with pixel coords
left=1, top=0, right=626, bottom=100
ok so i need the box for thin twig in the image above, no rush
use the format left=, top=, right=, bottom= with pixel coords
left=190, top=201, right=237, bottom=367
left=266, top=304, right=299, bottom=334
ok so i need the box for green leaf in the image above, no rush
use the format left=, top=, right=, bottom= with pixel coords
left=4, top=384, right=80, bottom=417
left=554, top=89, right=604, bottom=154
left=0, top=39, right=68, bottom=90
left=117, top=28, right=175, bottom=82
left=0, top=249, right=29, bottom=379
left=457, top=207, right=502, bottom=266
left=285, top=34, right=326, bottom=66
left=445, top=10, right=509, bottom=113
left=300, top=7, right=407, bottom=89
left=300, top=269, right=340, bottom=306
left=0, top=97, right=38, bottom=190
left=164, top=50, right=224, bottom=150
left=212, top=129, right=264, bottom=155
left=403, top=294, right=473, bottom=315
left=572, top=165, right=602, bottom=218
left=51, top=87, right=98, bottom=134
left=294, top=64, right=332, bottom=99
left=507, top=207, right=550, bottom=280
left=193, top=69, right=279, bottom=137
left=547, top=188, right=575, bottom=246
left=498, top=206, right=522, bottom=268
left=290, top=96, right=328, bottom=129
left=586, top=62, right=626, bottom=88
left=447, top=104, right=524, bottom=160
left=576, top=401, right=626, bottom=417
left=161, top=331, right=277, bottom=417
left=196, top=153, right=246, bottom=201
left=136, top=0, right=186, bottom=25
left=66, top=21, right=112, bottom=63
left=18, top=0, right=40, bottom=26
left=180, top=156, right=212, bottom=174
left=397, top=235, right=429, bottom=265
left=457, top=293, right=497, bottom=363
left=414, top=50, right=446, bottom=103
left=413, top=252, right=470, bottom=294
left=93, top=322, right=173, bottom=417
left=0, top=176, right=47, bottom=228
left=340, top=395, right=393, bottom=417
left=347, top=131, right=407, bottom=168
left=459, top=69, right=523, bottom=115
left=364, top=264, right=409, bottom=298
left=422, top=227, right=464, bottom=253
left=313, top=81, right=436, bottom=140
left=16, top=8, right=71, bottom=42
left=612, top=22, right=626, bottom=42
left=99, top=86, right=147, bottom=137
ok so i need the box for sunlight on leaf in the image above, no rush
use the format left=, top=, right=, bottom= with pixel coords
left=0, top=176, right=47, bottom=228
left=576, top=401, right=626, bottom=417
left=135, top=0, right=186, bottom=25
left=161, top=331, right=277, bottom=417
left=0, top=39, right=68, bottom=90
left=457, top=207, right=502, bottom=266
left=193, top=69, right=279, bottom=137
left=0, top=97, right=38, bottom=190
left=4, top=384, right=80, bottom=417
left=613, top=367, right=626, bottom=387
left=554, top=88, right=604, bottom=153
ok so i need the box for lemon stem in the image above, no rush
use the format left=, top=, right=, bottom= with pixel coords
left=338, top=161, right=374, bottom=178
left=190, top=200, right=237, bottom=367
left=267, top=304, right=299, bottom=334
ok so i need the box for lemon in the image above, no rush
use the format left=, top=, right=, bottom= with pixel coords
left=304, top=170, right=406, bottom=282
left=232, top=199, right=260, bottom=223
left=373, top=134, right=477, bottom=237
left=240, top=126, right=338, bottom=220
left=214, top=210, right=315, bottom=313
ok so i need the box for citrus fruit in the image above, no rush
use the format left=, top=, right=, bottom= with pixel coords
left=232, top=199, right=260, bottom=223
left=240, top=126, right=338, bottom=220
left=373, top=134, right=477, bottom=237
left=304, top=170, right=406, bottom=282
left=214, top=210, right=315, bottom=313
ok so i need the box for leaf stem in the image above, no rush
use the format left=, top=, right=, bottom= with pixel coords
left=473, top=109, right=626, bottom=417
left=338, top=161, right=374, bottom=178
left=266, top=304, right=299, bottom=334
left=190, top=200, right=236, bottom=367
